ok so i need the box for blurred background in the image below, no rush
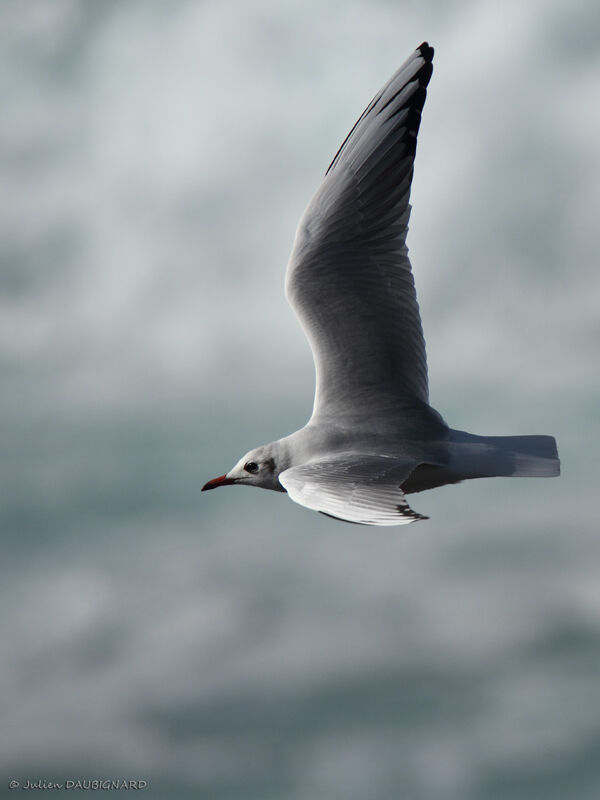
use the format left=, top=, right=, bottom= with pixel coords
left=2, top=0, right=599, bottom=798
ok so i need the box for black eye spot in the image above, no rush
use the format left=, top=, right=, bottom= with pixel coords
left=244, top=461, right=259, bottom=474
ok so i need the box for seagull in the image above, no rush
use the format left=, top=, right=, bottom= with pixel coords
left=202, top=42, right=559, bottom=525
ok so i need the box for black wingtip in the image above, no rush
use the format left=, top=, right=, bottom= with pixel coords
left=396, top=502, right=429, bottom=521
left=418, top=42, right=434, bottom=62
left=418, top=61, right=433, bottom=88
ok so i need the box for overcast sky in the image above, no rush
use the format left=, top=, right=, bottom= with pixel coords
left=2, top=1, right=600, bottom=795
left=3, top=0, right=599, bottom=423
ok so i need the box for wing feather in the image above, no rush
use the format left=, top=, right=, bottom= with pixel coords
left=279, top=454, right=428, bottom=526
left=286, top=43, right=442, bottom=432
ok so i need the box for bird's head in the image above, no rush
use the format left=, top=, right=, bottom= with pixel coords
left=202, top=444, right=285, bottom=493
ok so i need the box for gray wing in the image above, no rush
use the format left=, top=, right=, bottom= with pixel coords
left=286, top=43, right=437, bottom=427
left=279, top=454, right=428, bottom=526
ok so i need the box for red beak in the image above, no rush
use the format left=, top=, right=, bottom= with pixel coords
left=201, top=474, right=237, bottom=491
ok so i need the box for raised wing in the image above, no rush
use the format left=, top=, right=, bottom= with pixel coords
left=279, top=454, right=428, bottom=526
left=286, top=43, right=437, bottom=428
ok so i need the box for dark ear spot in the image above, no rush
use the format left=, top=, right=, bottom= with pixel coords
left=265, top=458, right=276, bottom=473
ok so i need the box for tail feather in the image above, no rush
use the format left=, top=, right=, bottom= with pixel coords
left=486, top=434, right=559, bottom=477
left=448, top=430, right=560, bottom=479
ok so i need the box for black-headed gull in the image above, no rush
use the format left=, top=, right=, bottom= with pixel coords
left=203, top=43, right=559, bottom=525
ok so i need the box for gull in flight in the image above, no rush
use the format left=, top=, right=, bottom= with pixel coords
left=203, top=42, right=559, bottom=525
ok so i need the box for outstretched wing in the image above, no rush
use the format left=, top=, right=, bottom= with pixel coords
left=279, top=454, right=428, bottom=526
left=285, top=43, right=435, bottom=426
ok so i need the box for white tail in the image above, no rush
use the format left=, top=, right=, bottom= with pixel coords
left=448, top=430, right=560, bottom=480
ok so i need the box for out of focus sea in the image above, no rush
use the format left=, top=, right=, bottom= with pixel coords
left=2, top=2, right=599, bottom=798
